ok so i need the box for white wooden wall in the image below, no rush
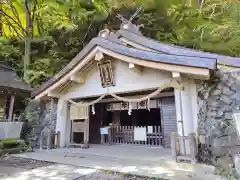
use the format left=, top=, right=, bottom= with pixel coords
left=62, top=59, right=173, bottom=99
left=55, top=58, right=199, bottom=149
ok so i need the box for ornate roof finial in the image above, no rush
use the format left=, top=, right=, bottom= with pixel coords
left=117, top=5, right=144, bottom=35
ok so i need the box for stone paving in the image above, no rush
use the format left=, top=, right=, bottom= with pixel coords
left=0, top=157, right=98, bottom=180
left=0, top=156, right=159, bottom=180
left=12, top=149, right=226, bottom=180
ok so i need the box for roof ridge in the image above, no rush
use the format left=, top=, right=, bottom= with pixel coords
left=119, top=29, right=240, bottom=59
left=117, top=29, right=240, bottom=67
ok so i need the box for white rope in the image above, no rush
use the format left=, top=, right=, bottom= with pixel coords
left=66, top=79, right=181, bottom=107
left=109, top=79, right=180, bottom=103
left=67, top=94, right=106, bottom=106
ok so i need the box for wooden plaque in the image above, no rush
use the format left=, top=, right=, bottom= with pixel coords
left=97, top=60, right=115, bottom=88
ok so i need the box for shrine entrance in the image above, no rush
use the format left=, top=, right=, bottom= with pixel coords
left=88, top=102, right=162, bottom=146
left=85, top=90, right=177, bottom=148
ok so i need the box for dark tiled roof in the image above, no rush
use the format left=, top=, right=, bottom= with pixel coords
left=32, top=37, right=216, bottom=97
left=117, top=29, right=240, bottom=67
left=0, top=64, right=32, bottom=92
left=97, top=38, right=216, bottom=69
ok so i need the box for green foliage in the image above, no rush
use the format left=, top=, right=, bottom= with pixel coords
left=0, top=0, right=239, bottom=87
left=1, top=138, right=24, bottom=149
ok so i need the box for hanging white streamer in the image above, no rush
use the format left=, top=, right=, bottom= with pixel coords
left=92, top=105, right=95, bottom=115
left=147, top=98, right=150, bottom=111
left=128, top=102, right=132, bottom=115
left=65, top=79, right=182, bottom=111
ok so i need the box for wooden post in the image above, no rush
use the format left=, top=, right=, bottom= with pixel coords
left=40, top=131, right=44, bottom=150
left=101, top=134, right=104, bottom=144
left=108, top=126, right=112, bottom=145
left=47, top=129, right=52, bottom=150
left=8, top=94, right=15, bottom=121
left=188, top=132, right=197, bottom=164
left=56, top=131, right=60, bottom=148
left=171, top=132, right=177, bottom=161
left=84, top=106, right=90, bottom=143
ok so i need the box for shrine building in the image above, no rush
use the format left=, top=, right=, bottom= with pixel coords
left=31, top=20, right=240, bottom=154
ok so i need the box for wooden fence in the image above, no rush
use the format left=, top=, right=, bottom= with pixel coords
left=171, top=132, right=197, bottom=164
left=101, top=125, right=162, bottom=146
left=40, top=129, right=60, bottom=150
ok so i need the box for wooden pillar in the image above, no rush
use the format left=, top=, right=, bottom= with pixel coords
left=1, top=95, right=8, bottom=120
left=171, top=132, right=177, bottom=161
left=40, top=130, right=44, bottom=150
left=8, top=94, right=15, bottom=121
left=188, top=132, right=197, bottom=164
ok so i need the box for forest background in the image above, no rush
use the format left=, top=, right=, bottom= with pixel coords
left=0, top=0, right=239, bottom=87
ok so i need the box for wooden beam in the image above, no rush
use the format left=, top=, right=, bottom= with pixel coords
left=8, top=94, right=15, bottom=122
left=129, top=63, right=143, bottom=75
left=129, top=63, right=134, bottom=68
left=70, top=75, right=85, bottom=84
left=99, top=47, right=210, bottom=80
left=34, top=47, right=99, bottom=100
left=172, top=72, right=181, bottom=79
left=95, top=52, right=104, bottom=61
left=47, top=91, right=61, bottom=98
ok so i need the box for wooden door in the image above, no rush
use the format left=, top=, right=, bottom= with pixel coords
left=160, top=97, right=178, bottom=148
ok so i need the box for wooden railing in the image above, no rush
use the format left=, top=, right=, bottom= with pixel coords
left=40, top=130, right=60, bottom=150
left=171, top=132, right=197, bottom=164
left=101, top=125, right=162, bottom=146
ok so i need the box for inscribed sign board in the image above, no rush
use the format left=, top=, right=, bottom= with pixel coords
left=100, top=127, right=109, bottom=135
left=134, top=127, right=147, bottom=141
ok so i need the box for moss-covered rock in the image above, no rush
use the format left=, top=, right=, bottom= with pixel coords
left=1, top=138, right=25, bottom=149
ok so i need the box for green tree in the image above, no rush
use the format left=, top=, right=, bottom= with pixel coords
left=0, top=0, right=239, bottom=87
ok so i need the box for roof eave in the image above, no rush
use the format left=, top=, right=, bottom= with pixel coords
left=32, top=37, right=217, bottom=98
left=117, top=29, right=240, bottom=67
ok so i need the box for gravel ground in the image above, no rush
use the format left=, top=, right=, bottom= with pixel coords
left=0, top=156, right=54, bottom=170
left=76, top=171, right=164, bottom=180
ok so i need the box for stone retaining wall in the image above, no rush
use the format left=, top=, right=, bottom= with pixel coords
left=198, top=70, right=240, bottom=138
left=24, top=99, right=57, bottom=148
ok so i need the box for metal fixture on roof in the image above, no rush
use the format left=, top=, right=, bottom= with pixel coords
left=98, top=29, right=110, bottom=39
left=116, top=5, right=144, bottom=35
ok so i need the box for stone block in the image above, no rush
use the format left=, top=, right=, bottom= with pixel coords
left=211, top=88, right=222, bottom=96
left=207, top=98, right=219, bottom=106
left=207, top=111, right=217, bottom=117
left=230, top=84, right=238, bottom=92
left=220, top=95, right=233, bottom=105
left=225, top=112, right=233, bottom=120
left=221, top=106, right=232, bottom=113
left=222, top=86, right=235, bottom=96
left=216, top=83, right=224, bottom=90
left=221, top=73, right=230, bottom=82
left=198, top=121, right=206, bottom=131
left=217, top=155, right=234, bottom=171
left=224, top=78, right=237, bottom=88
left=209, top=106, right=221, bottom=111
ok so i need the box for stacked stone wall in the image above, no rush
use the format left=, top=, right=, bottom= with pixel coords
left=24, top=99, right=57, bottom=148
left=198, top=70, right=240, bottom=138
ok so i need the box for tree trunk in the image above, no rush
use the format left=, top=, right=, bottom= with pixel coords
left=0, top=0, right=2, bottom=36
left=23, top=0, right=32, bottom=82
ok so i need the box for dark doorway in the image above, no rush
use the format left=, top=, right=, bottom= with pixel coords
left=119, top=108, right=161, bottom=127
left=73, top=132, right=84, bottom=144
left=89, top=103, right=109, bottom=144
left=89, top=102, right=162, bottom=144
